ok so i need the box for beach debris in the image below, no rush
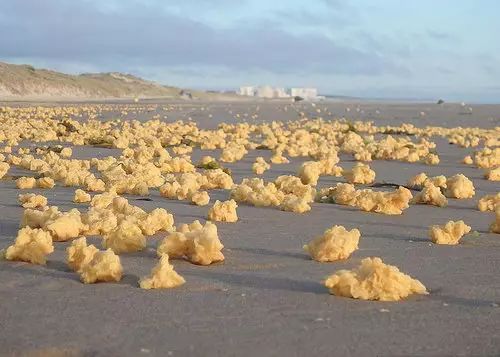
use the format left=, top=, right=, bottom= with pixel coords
left=324, top=257, right=428, bottom=301
left=139, top=255, right=185, bottom=289
left=304, top=225, right=360, bottom=262
left=4, top=227, right=54, bottom=265
left=207, top=199, right=238, bottom=222
left=157, top=220, right=224, bottom=265
left=429, top=220, right=471, bottom=245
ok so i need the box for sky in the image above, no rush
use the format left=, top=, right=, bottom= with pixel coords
left=1, top=0, right=499, bottom=102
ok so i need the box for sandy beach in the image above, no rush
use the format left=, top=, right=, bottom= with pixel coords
left=0, top=99, right=499, bottom=356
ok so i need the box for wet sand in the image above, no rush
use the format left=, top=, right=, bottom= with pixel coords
left=1, top=100, right=499, bottom=356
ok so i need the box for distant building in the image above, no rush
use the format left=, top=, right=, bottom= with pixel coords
left=256, top=85, right=275, bottom=98
left=273, top=87, right=290, bottom=98
left=238, top=85, right=319, bottom=100
left=239, top=86, right=255, bottom=96
left=290, top=88, right=318, bottom=99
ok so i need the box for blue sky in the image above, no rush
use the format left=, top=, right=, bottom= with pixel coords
left=1, top=0, right=499, bottom=102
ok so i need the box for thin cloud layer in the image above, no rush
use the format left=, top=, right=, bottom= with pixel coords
left=0, top=0, right=397, bottom=75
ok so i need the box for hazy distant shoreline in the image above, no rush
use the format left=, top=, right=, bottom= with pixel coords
left=1, top=61, right=498, bottom=105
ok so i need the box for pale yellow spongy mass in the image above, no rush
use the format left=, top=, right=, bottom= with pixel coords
left=324, top=257, right=428, bottom=301
left=304, top=225, right=360, bottom=262
left=139, top=255, right=185, bottom=289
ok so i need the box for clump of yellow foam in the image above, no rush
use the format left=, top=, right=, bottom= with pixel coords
left=303, top=225, right=360, bottom=262
left=139, top=255, right=185, bottom=289
left=157, top=220, right=224, bottom=265
left=324, top=257, right=428, bottom=301
left=4, top=227, right=54, bottom=265
left=429, top=220, right=471, bottom=245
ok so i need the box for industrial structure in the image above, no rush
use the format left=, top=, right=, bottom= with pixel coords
left=238, top=86, right=322, bottom=100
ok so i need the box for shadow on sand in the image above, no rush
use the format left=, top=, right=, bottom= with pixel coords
left=184, top=269, right=326, bottom=294
left=428, top=288, right=500, bottom=308
left=231, top=247, right=308, bottom=260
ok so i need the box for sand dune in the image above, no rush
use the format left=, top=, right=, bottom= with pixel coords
left=0, top=62, right=236, bottom=101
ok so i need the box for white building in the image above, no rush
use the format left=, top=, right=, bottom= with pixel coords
left=256, top=85, right=275, bottom=98
left=272, top=87, right=290, bottom=98
left=239, top=86, right=255, bottom=96
left=238, top=85, right=319, bottom=99
left=290, top=88, right=318, bottom=99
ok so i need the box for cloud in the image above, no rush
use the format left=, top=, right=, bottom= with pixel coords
left=427, top=30, right=455, bottom=41
left=0, top=0, right=399, bottom=76
left=320, top=0, right=348, bottom=9
left=5, top=0, right=497, bottom=102
left=481, top=64, right=498, bottom=76
left=436, top=65, right=455, bottom=75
